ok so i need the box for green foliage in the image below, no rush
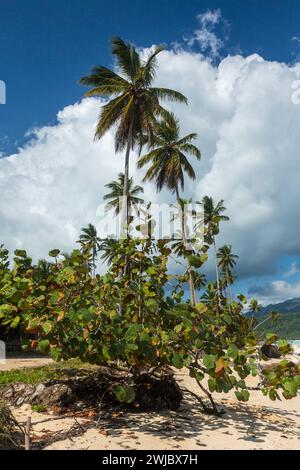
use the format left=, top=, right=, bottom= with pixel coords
left=2, top=35, right=298, bottom=414
left=0, top=360, right=96, bottom=386
left=0, top=239, right=299, bottom=408
left=31, top=404, right=47, bottom=413
left=262, top=360, right=300, bottom=400
left=115, top=385, right=135, bottom=403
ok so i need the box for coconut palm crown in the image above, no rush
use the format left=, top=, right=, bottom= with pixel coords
left=103, top=173, right=144, bottom=215
left=217, top=244, right=239, bottom=275
left=77, top=224, right=101, bottom=276
left=137, top=112, right=201, bottom=196
left=80, top=37, right=187, bottom=151
left=80, top=37, right=187, bottom=230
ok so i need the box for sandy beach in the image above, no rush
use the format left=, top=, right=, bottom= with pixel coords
left=2, top=351, right=299, bottom=451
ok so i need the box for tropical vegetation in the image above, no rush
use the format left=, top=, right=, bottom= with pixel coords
left=0, top=36, right=299, bottom=413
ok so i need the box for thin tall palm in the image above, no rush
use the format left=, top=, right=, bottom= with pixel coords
left=35, top=259, right=52, bottom=280
left=78, top=224, right=101, bottom=277
left=80, top=37, right=187, bottom=231
left=249, top=299, right=261, bottom=313
left=170, top=198, right=195, bottom=253
left=103, top=173, right=144, bottom=216
left=217, top=245, right=238, bottom=302
left=138, top=113, right=201, bottom=305
left=199, top=196, right=229, bottom=304
left=138, top=113, right=200, bottom=197
left=99, top=238, right=120, bottom=265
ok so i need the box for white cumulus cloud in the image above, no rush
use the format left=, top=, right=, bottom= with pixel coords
left=1, top=48, right=300, bottom=288
left=184, top=9, right=228, bottom=59
left=248, top=279, right=300, bottom=305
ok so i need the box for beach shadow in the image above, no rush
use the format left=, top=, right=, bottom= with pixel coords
left=100, top=390, right=300, bottom=447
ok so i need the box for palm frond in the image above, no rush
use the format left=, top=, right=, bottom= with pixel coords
left=177, top=133, right=198, bottom=146
left=137, top=148, right=163, bottom=168
left=180, top=143, right=201, bottom=159
left=80, top=65, right=128, bottom=88
left=111, top=37, right=140, bottom=82
left=139, top=45, right=165, bottom=85
left=151, top=88, right=188, bottom=104
left=95, top=92, right=131, bottom=141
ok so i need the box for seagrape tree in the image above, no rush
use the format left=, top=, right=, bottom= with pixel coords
left=0, top=239, right=299, bottom=413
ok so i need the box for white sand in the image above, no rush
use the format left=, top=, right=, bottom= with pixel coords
left=0, top=357, right=53, bottom=371
left=2, top=351, right=300, bottom=450
left=9, top=372, right=300, bottom=450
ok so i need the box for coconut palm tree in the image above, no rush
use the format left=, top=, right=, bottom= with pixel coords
left=198, top=196, right=229, bottom=304
left=171, top=206, right=200, bottom=304
left=77, top=224, right=101, bottom=277
left=138, top=113, right=200, bottom=197
left=201, top=282, right=220, bottom=310
left=103, top=173, right=144, bottom=217
left=249, top=299, right=261, bottom=313
left=193, top=271, right=207, bottom=291
left=99, top=238, right=120, bottom=265
left=138, top=113, right=201, bottom=305
left=217, top=245, right=238, bottom=302
left=34, top=259, right=52, bottom=280
left=253, top=310, right=279, bottom=331
left=170, top=197, right=196, bottom=251
left=80, top=37, right=187, bottom=231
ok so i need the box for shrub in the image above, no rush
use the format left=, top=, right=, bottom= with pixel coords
left=0, top=240, right=299, bottom=413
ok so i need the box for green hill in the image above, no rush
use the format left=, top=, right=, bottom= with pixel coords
left=253, top=311, right=300, bottom=340
left=247, top=298, right=300, bottom=339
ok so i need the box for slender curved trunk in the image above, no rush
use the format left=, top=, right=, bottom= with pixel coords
left=92, top=249, right=96, bottom=278
left=213, top=237, right=221, bottom=308
left=119, top=117, right=134, bottom=315
left=122, top=142, right=130, bottom=236
left=226, top=268, right=233, bottom=303
left=175, top=186, right=197, bottom=306
left=254, top=315, right=273, bottom=330
left=121, top=117, right=134, bottom=237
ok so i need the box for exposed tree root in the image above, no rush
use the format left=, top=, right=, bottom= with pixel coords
left=182, top=387, right=225, bottom=416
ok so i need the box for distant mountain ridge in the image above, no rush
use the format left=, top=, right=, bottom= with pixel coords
left=257, top=297, right=300, bottom=317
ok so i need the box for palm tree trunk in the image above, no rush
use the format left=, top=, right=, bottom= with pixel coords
left=121, top=141, right=130, bottom=236
left=254, top=315, right=273, bottom=330
left=226, top=268, right=233, bottom=303
left=121, top=117, right=134, bottom=237
left=213, top=237, right=221, bottom=307
left=175, top=186, right=197, bottom=306
left=119, top=117, right=134, bottom=315
left=93, top=250, right=96, bottom=278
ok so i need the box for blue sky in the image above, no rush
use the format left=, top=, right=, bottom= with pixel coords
left=1, top=0, right=300, bottom=153
left=1, top=0, right=300, bottom=304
